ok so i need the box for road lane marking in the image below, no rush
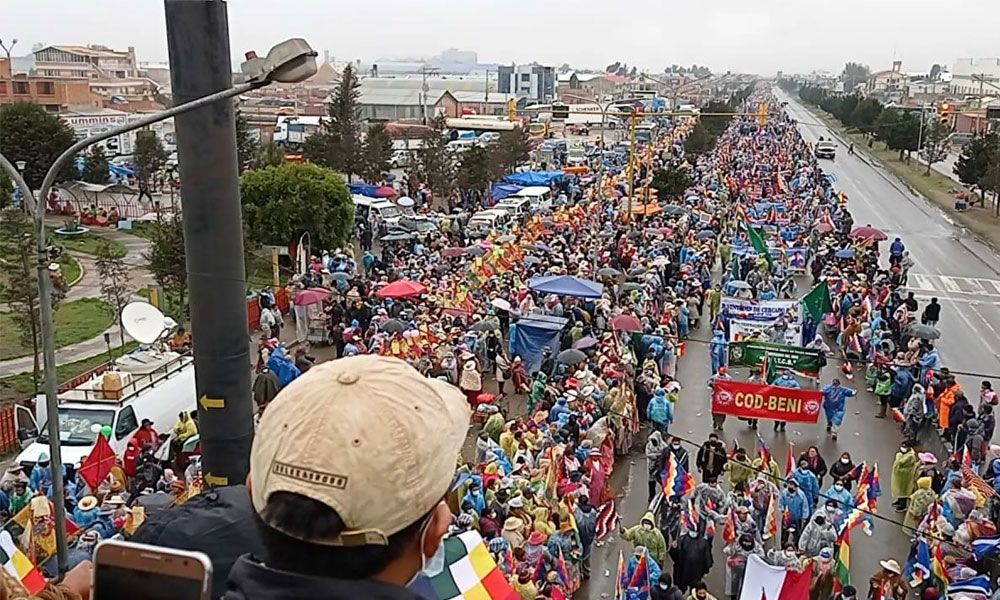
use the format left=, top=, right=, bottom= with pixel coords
left=911, top=274, right=935, bottom=291
left=939, top=276, right=961, bottom=293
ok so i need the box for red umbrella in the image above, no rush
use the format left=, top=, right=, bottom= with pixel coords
left=813, top=222, right=834, bottom=233
left=441, top=247, right=466, bottom=258
left=376, top=279, right=427, bottom=299
left=849, top=225, right=888, bottom=241
left=294, top=287, right=332, bottom=306
left=610, top=314, right=643, bottom=332
left=374, top=186, right=397, bottom=198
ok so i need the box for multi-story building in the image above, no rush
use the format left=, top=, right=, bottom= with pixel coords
left=866, top=61, right=909, bottom=103
left=0, top=58, right=97, bottom=111
left=497, top=64, right=555, bottom=103
left=950, top=58, right=1000, bottom=97
left=33, top=45, right=140, bottom=79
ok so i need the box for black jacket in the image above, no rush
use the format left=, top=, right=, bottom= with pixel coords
left=224, top=555, right=425, bottom=600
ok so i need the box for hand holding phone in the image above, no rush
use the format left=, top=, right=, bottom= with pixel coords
left=93, top=540, right=212, bottom=600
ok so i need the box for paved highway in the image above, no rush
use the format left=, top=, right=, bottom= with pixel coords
left=580, top=93, right=992, bottom=598
left=776, top=87, right=1000, bottom=393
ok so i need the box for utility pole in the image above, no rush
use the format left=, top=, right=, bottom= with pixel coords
left=164, top=0, right=254, bottom=486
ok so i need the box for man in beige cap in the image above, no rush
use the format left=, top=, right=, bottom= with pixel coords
left=225, top=355, right=470, bottom=599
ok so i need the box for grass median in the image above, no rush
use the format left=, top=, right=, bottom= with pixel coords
left=0, top=297, right=113, bottom=360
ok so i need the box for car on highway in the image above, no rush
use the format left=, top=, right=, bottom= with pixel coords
left=477, top=132, right=501, bottom=146
left=390, top=149, right=412, bottom=168
left=815, top=140, right=837, bottom=159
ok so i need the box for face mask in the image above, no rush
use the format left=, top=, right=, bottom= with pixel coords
left=840, top=457, right=850, bottom=464
left=643, top=523, right=653, bottom=530
left=407, top=509, right=448, bottom=588
left=900, top=447, right=907, bottom=454
left=834, top=483, right=843, bottom=491
left=697, top=594, right=707, bottom=600
left=672, top=443, right=680, bottom=448
left=659, top=583, right=669, bottom=590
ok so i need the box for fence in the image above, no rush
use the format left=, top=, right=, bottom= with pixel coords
left=0, top=407, right=17, bottom=454
left=246, top=287, right=290, bottom=331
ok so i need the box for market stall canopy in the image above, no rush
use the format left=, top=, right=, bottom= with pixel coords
left=529, top=275, right=604, bottom=299
left=504, top=170, right=564, bottom=186
left=376, top=279, right=427, bottom=299
left=490, top=183, right=524, bottom=201
left=348, top=183, right=381, bottom=198
left=511, top=314, right=568, bottom=373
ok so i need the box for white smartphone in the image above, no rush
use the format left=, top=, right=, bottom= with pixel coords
left=93, top=540, right=213, bottom=600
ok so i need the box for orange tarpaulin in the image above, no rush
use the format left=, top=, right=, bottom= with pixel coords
left=563, top=166, right=589, bottom=175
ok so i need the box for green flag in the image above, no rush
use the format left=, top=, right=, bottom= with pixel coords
left=742, top=217, right=773, bottom=269
left=802, top=280, right=834, bottom=322
left=730, top=254, right=740, bottom=280
left=763, top=354, right=778, bottom=383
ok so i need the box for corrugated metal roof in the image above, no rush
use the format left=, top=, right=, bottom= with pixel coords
left=359, top=88, right=450, bottom=106
left=450, top=91, right=516, bottom=104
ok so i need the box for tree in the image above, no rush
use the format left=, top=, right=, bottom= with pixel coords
left=921, top=119, right=950, bottom=175
left=874, top=108, right=902, bottom=149
left=255, top=142, right=286, bottom=169
left=981, top=160, right=1000, bottom=216
left=684, top=123, right=714, bottom=155
left=235, top=110, right=258, bottom=174
left=887, top=112, right=921, bottom=160
left=849, top=98, right=883, bottom=134
left=142, top=212, right=188, bottom=322
left=302, top=130, right=337, bottom=167
left=841, top=62, right=870, bottom=92
left=359, top=123, right=393, bottom=182
left=651, top=167, right=693, bottom=199
left=0, top=103, right=77, bottom=189
left=0, top=170, right=12, bottom=209
left=0, top=207, right=48, bottom=390
left=492, top=127, right=532, bottom=174
left=81, top=145, right=110, bottom=184
left=954, top=133, right=1000, bottom=189
left=414, top=117, right=455, bottom=199
left=457, top=145, right=498, bottom=202
left=240, top=161, right=354, bottom=250
left=95, top=238, right=130, bottom=350
left=133, top=130, right=168, bottom=186
left=324, top=63, right=363, bottom=179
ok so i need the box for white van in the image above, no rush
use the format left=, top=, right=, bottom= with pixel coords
left=494, top=196, right=532, bottom=221
left=353, top=195, right=402, bottom=225
left=15, top=349, right=197, bottom=472
left=508, top=186, right=553, bottom=211
left=467, top=209, right=512, bottom=234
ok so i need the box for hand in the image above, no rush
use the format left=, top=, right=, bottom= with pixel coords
left=619, top=526, right=626, bottom=535
left=60, top=560, right=93, bottom=600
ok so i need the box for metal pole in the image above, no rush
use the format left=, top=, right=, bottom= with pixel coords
left=917, top=103, right=926, bottom=161
left=2, top=53, right=258, bottom=582
left=165, top=0, right=254, bottom=487
left=0, top=152, right=70, bottom=573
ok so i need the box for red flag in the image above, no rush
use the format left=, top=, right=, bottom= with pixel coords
left=77, top=434, right=116, bottom=491
left=785, top=443, right=795, bottom=478
left=722, top=509, right=737, bottom=544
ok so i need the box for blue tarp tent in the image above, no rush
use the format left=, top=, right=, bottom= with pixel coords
left=511, top=314, right=568, bottom=374
left=504, top=170, right=564, bottom=186
left=348, top=183, right=381, bottom=198
left=491, top=183, right=524, bottom=201
left=529, top=275, right=604, bottom=299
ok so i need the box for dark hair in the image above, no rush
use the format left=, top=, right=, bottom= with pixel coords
left=693, top=581, right=708, bottom=591
left=256, top=492, right=432, bottom=579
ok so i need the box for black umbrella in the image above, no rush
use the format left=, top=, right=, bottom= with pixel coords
left=557, top=348, right=588, bottom=365
left=661, top=205, right=687, bottom=216
left=524, top=256, right=543, bottom=265
left=471, top=319, right=500, bottom=332
left=906, top=324, right=941, bottom=340
left=696, top=229, right=716, bottom=240
left=628, top=266, right=647, bottom=276
left=621, top=282, right=643, bottom=292
left=380, top=318, right=408, bottom=333
left=597, top=267, right=622, bottom=277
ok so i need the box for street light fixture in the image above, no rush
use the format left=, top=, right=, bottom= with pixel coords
left=0, top=36, right=316, bottom=575
left=14, top=160, right=25, bottom=172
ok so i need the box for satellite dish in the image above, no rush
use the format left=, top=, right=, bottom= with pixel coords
left=397, top=196, right=415, bottom=208
left=121, top=302, right=167, bottom=344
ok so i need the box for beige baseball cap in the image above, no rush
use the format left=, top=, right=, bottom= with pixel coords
left=250, top=355, right=470, bottom=546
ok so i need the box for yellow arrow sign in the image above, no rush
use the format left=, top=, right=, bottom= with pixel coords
left=199, top=395, right=225, bottom=410
left=204, top=472, right=228, bottom=487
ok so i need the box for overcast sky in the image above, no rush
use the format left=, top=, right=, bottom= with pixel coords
left=5, top=0, right=999, bottom=75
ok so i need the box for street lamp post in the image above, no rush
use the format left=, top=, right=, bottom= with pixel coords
left=0, top=33, right=316, bottom=574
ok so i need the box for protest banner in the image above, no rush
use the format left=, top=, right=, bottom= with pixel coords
left=728, top=340, right=825, bottom=377
left=711, top=379, right=822, bottom=423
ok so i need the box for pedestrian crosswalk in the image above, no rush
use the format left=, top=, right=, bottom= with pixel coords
left=905, top=273, right=1000, bottom=302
